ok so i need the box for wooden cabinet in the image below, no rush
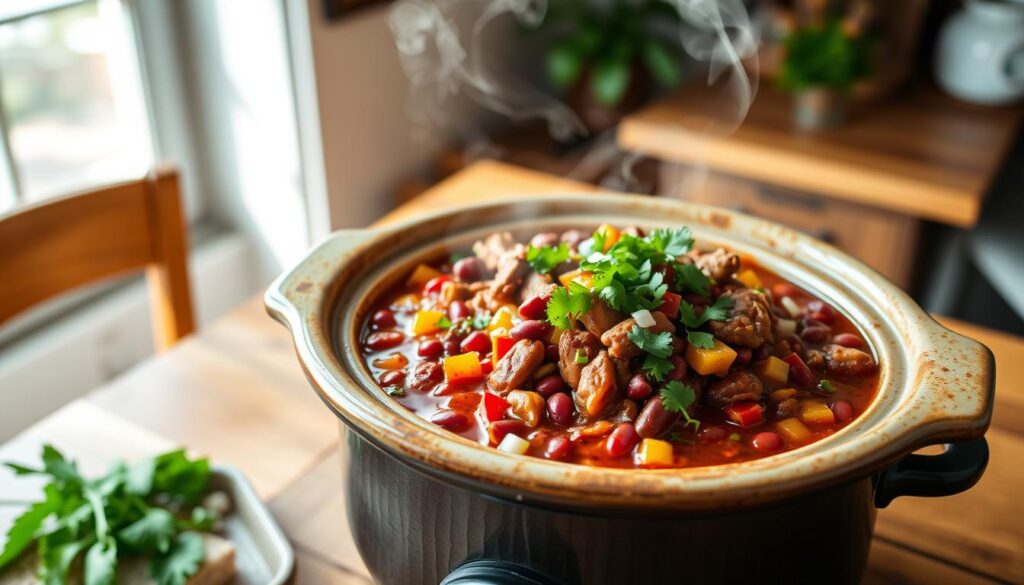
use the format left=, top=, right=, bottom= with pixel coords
left=661, top=166, right=919, bottom=289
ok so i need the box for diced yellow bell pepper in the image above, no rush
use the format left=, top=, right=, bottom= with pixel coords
left=754, top=356, right=790, bottom=384
left=685, top=339, right=738, bottom=376
left=558, top=269, right=594, bottom=289
left=636, top=438, right=674, bottom=467
left=406, top=264, right=442, bottom=287
left=799, top=401, right=836, bottom=426
left=769, top=388, right=798, bottom=402
left=775, top=418, right=812, bottom=443
left=735, top=269, right=762, bottom=289
left=411, top=309, right=446, bottom=336
left=549, top=327, right=567, bottom=345
left=595, top=224, right=620, bottom=251
left=443, top=352, right=483, bottom=384
left=488, top=306, right=516, bottom=333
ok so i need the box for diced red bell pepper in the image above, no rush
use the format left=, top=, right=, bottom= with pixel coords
left=781, top=352, right=815, bottom=387
left=481, top=392, right=510, bottom=422
left=423, top=275, right=451, bottom=295
left=492, top=335, right=516, bottom=366
left=724, top=401, right=764, bottom=428
left=657, top=291, right=682, bottom=319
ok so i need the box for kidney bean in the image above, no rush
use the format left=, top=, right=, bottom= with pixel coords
left=544, top=435, right=574, bottom=461
left=627, top=374, right=653, bottom=401
left=807, top=300, right=836, bottom=324
left=430, top=410, right=469, bottom=432
left=448, top=301, right=471, bottom=322
left=510, top=320, right=552, bottom=341
left=734, top=347, right=753, bottom=366
left=379, top=370, right=405, bottom=386
left=453, top=257, right=486, bottom=282
left=545, top=344, right=560, bottom=363
left=699, top=425, right=728, bottom=443
left=665, top=355, right=687, bottom=382
left=371, top=309, right=396, bottom=329
left=606, top=423, right=640, bottom=457
left=444, top=340, right=462, bottom=356
left=752, top=431, right=783, bottom=452
left=754, top=344, right=773, bottom=361
left=365, top=331, right=404, bottom=351
left=547, top=393, right=573, bottom=426
left=461, top=331, right=491, bottom=354
left=518, top=294, right=550, bottom=321
left=409, top=361, right=443, bottom=392
left=635, top=397, right=678, bottom=438
left=535, top=374, right=567, bottom=397
left=418, top=339, right=444, bottom=359
left=832, top=333, right=863, bottom=348
left=488, top=419, right=527, bottom=443
left=530, top=232, right=560, bottom=248
left=801, top=325, right=831, bottom=342
left=423, top=275, right=451, bottom=295
left=831, top=399, right=855, bottom=423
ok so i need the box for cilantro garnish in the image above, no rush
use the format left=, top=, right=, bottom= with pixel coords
left=818, top=379, right=836, bottom=393
left=649, top=227, right=694, bottom=257
left=546, top=282, right=592, bottom=330
left=471, top=313, right=491, bottom=330
left=574, top=349, right=589, bottom=364
left=627, top=325, right=673, bottom=359
left=0, top=446, right=217, bottom=585
left=686, top=331, right=715, bottom=349
left=675, top=263, right=711, bottom=297
left=642, top=354, right=673, bottom=382
left=434, top=315, right=452, bottom=330
left=660, top=381, right=701, bottom=431
left=525, top=242, right=570, bottom=274
left=678, top=296, right=733, bottom=349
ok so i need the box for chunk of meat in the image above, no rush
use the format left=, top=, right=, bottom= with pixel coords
left=472, top=232, right=518, bottom=271
left=489, top=251, right=530, bottom=301
left=775, top=397, right=800, bottom=418
left=409, top=361, right=443, bottom=393
left=487, top=339, right=545, bottom=395
left=805, top=350, right=826, bottom=371
left=822, top=344, right=876, bottom=376
left=692, top=248, right=741, bottom=283
left=574, top=351, right=619, bottom=417
left=600, top=311, right=676, bottom=359
left=518, top=271, right=557, bottom=305
left=705, top=371, right=763, bottom=409
left=558, top=330, right=603, bottom=389
left=610, top=356, right=632, bottom=390
left=579, top=298, right=626, bottom=338
left=709, top=289, right=775, bottom=348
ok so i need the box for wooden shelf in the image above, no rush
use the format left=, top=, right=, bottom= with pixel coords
left=618, top=85, right=1023, bottom=227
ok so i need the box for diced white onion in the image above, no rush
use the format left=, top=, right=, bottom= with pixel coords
left=776, top=318, right=797, bottom=337
left=781, top=296, right=801, bottom=318
left=632, top=309, right=656, bottom=328
left=497, top=433, right=530, bottom=455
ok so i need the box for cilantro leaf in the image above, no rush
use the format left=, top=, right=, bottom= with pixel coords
left=679, top=297, right=733, bottom=328
left=627, top=325, right=674, bottom=359
left=686, top=331, right=715, bottom=349
left=0, top=497, right=57, bottom=569
left=151, top=532, right=205, bottom=585
left=84, top=537, right=117, bottom=585
left=649, top=227, right=694, bottom=257
left=676, top=263, right=710, bottom=296
left=434, top=315, right=452, bottom=330
left=546, top=284, right=592, bottom=330
left=118, top=508, right=176, bottom=554
left=471, top=313, right=491, bottom=330
left=525, top=243, right=570, bottom=274
left=660, top=381, right=701, bottom=430
left=642, top=354, right=673, bottom=382
left=41, top=539, right=91, bottom=585
left=152, top=451, right=210, bottom=506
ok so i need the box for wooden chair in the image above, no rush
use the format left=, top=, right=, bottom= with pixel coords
left=0, top=167, right=196, bottom=351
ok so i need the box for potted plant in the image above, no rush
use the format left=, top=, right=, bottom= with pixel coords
left=531, top=0, right=684, bottom=135
left=777, top=17, right=870, bottom=130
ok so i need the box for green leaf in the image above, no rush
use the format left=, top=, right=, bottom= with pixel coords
left=434, top=315, right=452, bottom=330
left=590, top=53, right=631, bottom=107
left=641, top=40, right=680, bottom=87
left=546, top=284, right=592, bottom=330
left=0, top=498, right=56, bottom=570
left=151, top=532, right=205, bottom=585
left=627, top=325, right=674, bottom=359
left=679, top=297, right=733, bottom=329
left=641, top=354, right=673, bottom=382
left=525, top=242, right=570, bottom=274
left=84, top=537, right=117, bottom=585
left=126, top=457, right=156, bottom=496
left=545, top=43, right=583, bottom=88
left=152, top=450, right=210, bottom=506
left=686, top=331, right=715, bottom=349
left=675, top=263, right=710, bottom=296
left=471, top=313, right=491, bottom=330
left=660, top=381, right=701, bottom=430
left=42, top=445, right=82, bottom=485
left=119, top=508, right=176, bottom=554
left=650, top=227, right=693, bottom=257
left=41, top=539, right=91, bottom=585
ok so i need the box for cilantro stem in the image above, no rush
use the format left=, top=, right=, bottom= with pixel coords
left=85, top=489, right=109, bottom=540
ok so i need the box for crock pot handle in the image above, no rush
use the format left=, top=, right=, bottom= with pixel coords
left=874, top=437, right=989, bottom=508
left=441, top=560, right=566, bottom=585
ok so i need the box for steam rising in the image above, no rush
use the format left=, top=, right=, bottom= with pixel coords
left=389, top=0, right=760, bottom=180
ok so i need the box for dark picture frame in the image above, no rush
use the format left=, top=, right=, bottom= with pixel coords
left=323, top=0, right=390, bottom=20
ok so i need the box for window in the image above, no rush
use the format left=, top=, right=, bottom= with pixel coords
left=0, top=0, right=153, bottom=212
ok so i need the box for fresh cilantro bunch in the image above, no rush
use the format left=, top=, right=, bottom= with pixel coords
left=678, top=296, right=733, bottom=349
left=627, top=326, right=675, bottom=382
left=0, top=445, right=217, bottom=585
left=525, top=243, right=570, bottom=274
left=546, top=282, right=592, bottom=330
left=580, top=227, right=710, bottom=314
left=660, top=381, right=701, bottom=431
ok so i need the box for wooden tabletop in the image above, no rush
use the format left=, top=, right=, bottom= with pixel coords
left=2, top=160, right=1023, bottom=584
left=618, top=85, right=1023, bottom=227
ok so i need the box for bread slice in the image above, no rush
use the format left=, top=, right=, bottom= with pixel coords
left=0, top=533, right=236, bottom=585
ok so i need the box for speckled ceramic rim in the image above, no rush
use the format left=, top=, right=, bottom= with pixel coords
left=265, top=195, right=995, bottom=511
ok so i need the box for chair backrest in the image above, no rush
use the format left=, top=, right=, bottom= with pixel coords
left=0, top=167, right=195, bottom=351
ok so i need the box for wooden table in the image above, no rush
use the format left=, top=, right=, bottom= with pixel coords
left=3, top=160, right=1023, bottom=584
